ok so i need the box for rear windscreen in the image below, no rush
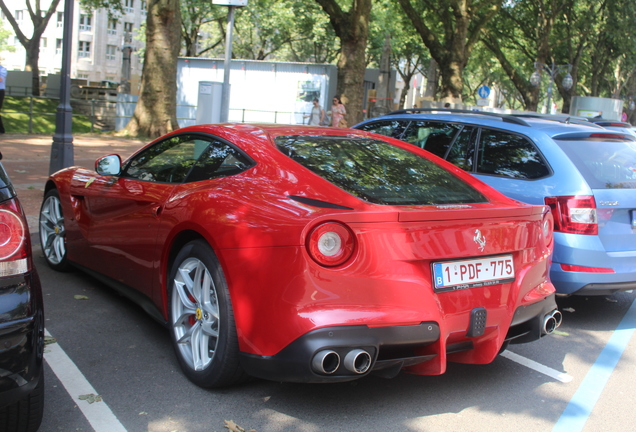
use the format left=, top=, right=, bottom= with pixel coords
left=275, top=135, right=487, bottom=206
left=557, top=140, right=636, bottom=189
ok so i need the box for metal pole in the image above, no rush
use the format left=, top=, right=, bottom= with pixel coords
left=49, top=0, right=74, bottom=174
left=220, top=6, right=236, bottom=123
left=546, top=65, right=555, bottom=115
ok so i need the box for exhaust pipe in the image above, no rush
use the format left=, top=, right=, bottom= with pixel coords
left=543, top=310, right=562, bottom=334
left=312, top=350, right=340, bottom=375
left=343, top=349, right=372, bottom=374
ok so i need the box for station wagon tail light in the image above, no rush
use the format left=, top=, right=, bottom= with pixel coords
left=307, top=222, right=355, bottom=267
left=544, top=196, right=598, bottom=235
left=0, top=202, right=30, bottom=276
left=560, top=264, right=615, bottom=273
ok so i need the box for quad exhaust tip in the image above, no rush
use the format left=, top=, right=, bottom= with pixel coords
left=543, top=309, right=563, bottom=334
left=311, top=349, right=373, bottom=375
left=312, top=350, right=340, bottom=375
left=344, top=349, right=372, bottom=374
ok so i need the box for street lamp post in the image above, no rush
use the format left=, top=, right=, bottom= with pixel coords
left=213, top=0, right=248, bottom=123
left=49, top=0, right=75, bottom=174
left=530, top=62, right=573, bottom=114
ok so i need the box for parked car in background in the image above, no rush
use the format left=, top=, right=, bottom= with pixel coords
left=40, top=124, right=558, bottom=388
left=0, top=152, right=45, bottom=432
left=355, top=109, right=636, bottom=297
left=587, top=118, right=636, bottom=138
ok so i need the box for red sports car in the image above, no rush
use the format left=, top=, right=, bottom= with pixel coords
left=39, top=124, right=560, bottom=388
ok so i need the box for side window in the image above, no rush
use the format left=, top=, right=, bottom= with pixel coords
left=185, top=140, right=254, bottom=183
left=356, top=120, right=409, bottom=139
left=446, top=126, right=477, bottom=171
left=477, top=130, right=550, bottom=179
left=401, top=121, right=461, bottom=157
left=123, top=135, right=206, bottom=183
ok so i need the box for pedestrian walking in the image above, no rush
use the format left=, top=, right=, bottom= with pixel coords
left=0, top=63, right=6, bottom=134
left=305, top=98, right=325, bottom=126
left=330, top=96, right=347, bottom=127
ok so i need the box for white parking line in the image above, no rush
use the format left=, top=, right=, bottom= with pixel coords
left=44, top=329, right=128, bottom=432
left=501, top=350, right=573, bottom=383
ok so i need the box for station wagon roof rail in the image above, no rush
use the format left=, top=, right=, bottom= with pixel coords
left=388, top=108, right=531, bottom=127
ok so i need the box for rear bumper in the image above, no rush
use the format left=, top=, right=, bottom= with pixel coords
left=0, top=272, right=45, bottom=408
left=238, top=294, right=559, bottom=383
left=240, top=323, right=440, bottom=383
left=550, top=261, right=636, bottom=295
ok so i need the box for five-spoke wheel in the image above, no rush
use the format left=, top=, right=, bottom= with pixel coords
left=169, top=240, right=246, bottom=388
left=39, top=189, right=69, bottom=271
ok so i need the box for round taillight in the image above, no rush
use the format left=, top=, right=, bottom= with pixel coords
left=542, top=209, right=554, bottom=247
left=307, top=222, right=355, bottom=267
left=0, top=209, right=26, bottom=261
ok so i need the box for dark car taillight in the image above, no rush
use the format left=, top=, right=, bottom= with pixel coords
left=0, top=199, right=30, bottom=277
left=306, top=222, right=356, bottom=267
left=544, top=196, right=598, bottom=235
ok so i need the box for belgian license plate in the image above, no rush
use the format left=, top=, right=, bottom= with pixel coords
left=432, top=255, right=515, bottom=293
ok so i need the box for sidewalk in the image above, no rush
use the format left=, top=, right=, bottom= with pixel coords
left=0, top=133, right=145, bottom=232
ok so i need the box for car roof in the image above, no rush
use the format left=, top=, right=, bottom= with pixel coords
left=365, top=109, right=634, bottom=140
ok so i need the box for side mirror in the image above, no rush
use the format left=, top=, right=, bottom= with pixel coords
left=95, top=154, right=122, bottom=175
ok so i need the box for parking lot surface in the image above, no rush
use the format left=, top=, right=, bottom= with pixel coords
left=2, top=133, right=636, bottom=432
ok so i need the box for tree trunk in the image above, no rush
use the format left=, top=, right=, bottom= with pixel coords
left=24, top=39, right=41, bottom=96
left=315, top=0, right=372, bottom=125
left=124, top=0, right=181, bottom=138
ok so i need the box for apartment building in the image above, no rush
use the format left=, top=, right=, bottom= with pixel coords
left=1, top=0, right=146, bottom=89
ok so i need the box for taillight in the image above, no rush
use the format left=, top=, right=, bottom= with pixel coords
left=561, top=264, right=615, bottom=273
left=542, top=207, right=554, bottom=247
left=307, top=222, right=355, bottom=267
left=544, top=196, right=598, bottom=235
left=0, top=200, right=30, bottom=277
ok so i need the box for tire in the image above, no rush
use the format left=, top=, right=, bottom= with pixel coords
left=0, top=371, right=44, bottom=432
left=168, top=240, right=247, bottom=388
left=39, top=189, right=71, bottom=271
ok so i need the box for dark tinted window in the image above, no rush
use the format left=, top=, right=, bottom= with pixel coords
left=446, top=126, right=477, bottom=171
left=186, top=142, right=253, bottom=182
left=557, top=139, right=636, bottom=189
left=401, top=121, right=461, bottom=157
left=477, top=130, right=550, bottom=179
left=275, top=135, right=487, bottom=206
left=355, top=120, right=408, bottom=139
left=124, top=135, right=252, bottom=183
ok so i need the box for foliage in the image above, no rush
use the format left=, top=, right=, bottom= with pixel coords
left=0, top=20, right=15, bottom=53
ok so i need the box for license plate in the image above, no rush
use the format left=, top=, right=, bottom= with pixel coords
left=432, top=255, right=515, bottom=293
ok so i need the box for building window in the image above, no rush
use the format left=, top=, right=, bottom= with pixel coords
left=79, top=14, right=92, bottom=31
left=77, top=72, right=89, bottom=80
left=141, top=1, right=147, bottom=14
left=108, top=19, right=117, bottom=35
left=124, top=22, right=133, bottom=43
left=40, top=37, right=47, bottom=48
left=78, top=41, right=91, bottom=58
left=106, top=45, right=117, bottom=61
left=124, top=0, right=134, bottom=13
left=57, top=11, right=64, bottom=27
left=56, top=39, right=63, bottom=55
left=15, top=10, right=24, bottom=21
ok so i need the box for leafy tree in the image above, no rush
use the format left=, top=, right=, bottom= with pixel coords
left=396, top=0, right=502, bottom=102
left=82, top=0, right=181, bottom=137
left=125, top=0, right=181, bottom=137
left=0, top=0, right=61, bottom=96
left=0, top=21, right=15, bottom=53
left=315, top=0, right=373, bottom=124
left=181, top=0, right=224, bottom=57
